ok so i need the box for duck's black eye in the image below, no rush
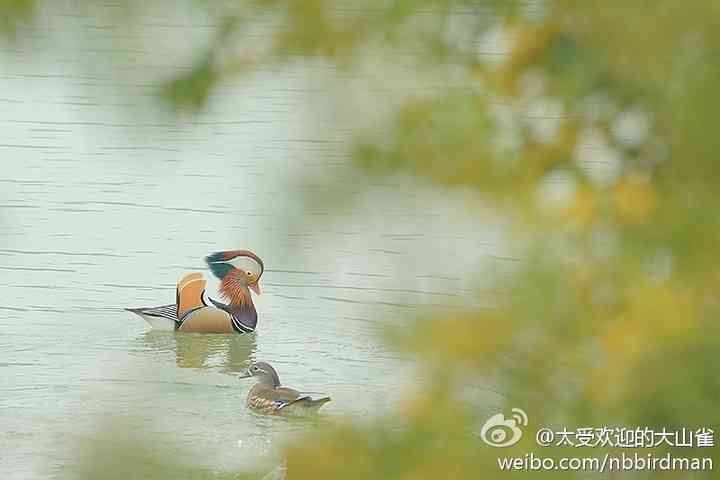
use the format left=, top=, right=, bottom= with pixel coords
left=246, top=271, right=253, bottom=276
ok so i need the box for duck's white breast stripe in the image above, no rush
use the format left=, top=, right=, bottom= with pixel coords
left=231, top=315, right=254, bottom=333
left=201, top=290, right=211, bottom=306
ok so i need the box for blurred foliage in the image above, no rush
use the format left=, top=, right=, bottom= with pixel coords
left=0, top=0, right=37, bottom=37
left=4, top=0, right=720, bottom=478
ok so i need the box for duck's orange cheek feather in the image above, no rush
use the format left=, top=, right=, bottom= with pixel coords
left=219, top=270, right=249, bottom=304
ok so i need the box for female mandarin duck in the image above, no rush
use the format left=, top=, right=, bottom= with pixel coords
left=239, top=362, right=331, bottom=415
left=126, top=250, right=263, bottom=333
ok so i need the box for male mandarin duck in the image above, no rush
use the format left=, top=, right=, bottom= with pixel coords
left=239, top=362, right=331, bottom=415
left=126, top=250, right=263, bottom=333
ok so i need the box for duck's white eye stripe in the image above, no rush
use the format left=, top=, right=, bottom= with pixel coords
left=228, top=256, right=262, bottom=275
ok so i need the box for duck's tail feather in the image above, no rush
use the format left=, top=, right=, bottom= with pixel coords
left=301, top=396, right=331, bottom=413
left=307, top=396, right=332, bottom=408
left=279, top=396, right=331, bottom=413
left=125, top=304, right=179, bottom=330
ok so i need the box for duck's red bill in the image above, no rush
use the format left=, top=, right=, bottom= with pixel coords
left=249, top=282, right=261, bottom=295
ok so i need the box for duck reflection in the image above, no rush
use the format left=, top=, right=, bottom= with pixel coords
left=139, top=331, right=257, bottom=374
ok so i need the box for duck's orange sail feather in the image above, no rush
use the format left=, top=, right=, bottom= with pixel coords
left=176, top=272, right=207, bottom=318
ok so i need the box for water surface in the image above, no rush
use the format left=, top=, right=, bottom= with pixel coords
left=0, top=4, right=499, bottom=478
